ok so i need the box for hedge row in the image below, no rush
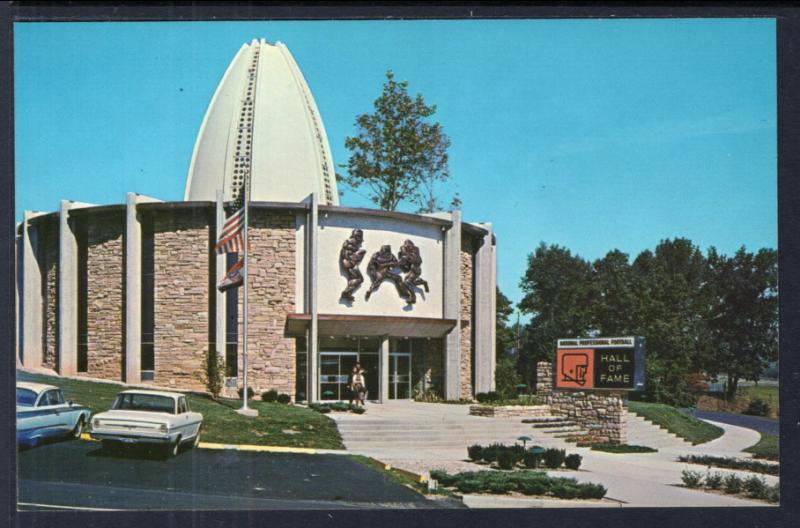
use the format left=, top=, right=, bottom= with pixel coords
left=430, top=469, right=606, bottom=499
left=681, top=470, right=778, bottom=503
left=309, top=402, right=366, bottom=414
left=467, top=443, right=582, bottom=470
left=677, top=454, right=778, bottom=476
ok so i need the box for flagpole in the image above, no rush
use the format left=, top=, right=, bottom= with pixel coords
left=237, top=162, right=257, bottom=416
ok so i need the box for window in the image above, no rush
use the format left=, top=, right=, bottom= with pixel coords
left=177, top=398, right=187, bottom=414
left=141, top=217, right=155, bottom=375
left=16, top=388, right=37, bottom=407
left=225, top=252, right=239, bottom=377
left=112, top=393, right=175, bottom=414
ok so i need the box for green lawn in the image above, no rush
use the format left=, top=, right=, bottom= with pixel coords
left=744, top=432, right=779, bottom=461
left=627, top=401, right=724, bottom=445
left=17, top=371, right=344, bottom=449
left=577, top=443, right=658, bottom=454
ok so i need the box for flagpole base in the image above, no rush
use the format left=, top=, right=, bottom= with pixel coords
left=236, top=407, right=259, bottom=417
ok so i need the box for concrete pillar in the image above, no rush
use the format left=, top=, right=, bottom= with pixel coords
left=443, top=210, right=462, bottom=400
left=124, top=193, right=160, bottom=384
left=473, top=224, right=496, bottom=393
left=379, top=335, right=390, bottom=402
left=307, top=193, right=319, bottom=403
left=215, top=191, right=227, bottom=373
left=124, top=193, right=142, bottom=384
left=21, top=211, right=43, bottom=368
left=57, top=201, right=79, bottom=375
left=16, top=227, right=23, bottom=367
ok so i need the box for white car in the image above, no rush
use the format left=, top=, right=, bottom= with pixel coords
left=17, top=382, right=92, bottom=447
left=90, top=389, right=203, bottom=457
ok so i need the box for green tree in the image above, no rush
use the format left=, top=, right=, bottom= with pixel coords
left=517, top=243, right=595, bottom=387
left=495, top=287, right=516, bottom=356
left=630, top=239, right=712, bottom=406
left=338, top=71, right=451, bottom=213
left=705, top=247, right=778, bottom=399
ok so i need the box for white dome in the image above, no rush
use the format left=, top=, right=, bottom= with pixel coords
left=184, top=39, right=339, bottom=205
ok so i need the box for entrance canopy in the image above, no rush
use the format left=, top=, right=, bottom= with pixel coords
left=285, top=313, right=457, bottom=338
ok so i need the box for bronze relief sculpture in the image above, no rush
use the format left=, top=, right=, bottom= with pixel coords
left=339, top=229, right=367, bottom=302
left=397, top=239, right=429, bottom=304
left=340, top=231, right=430, bottom=305
left=365, top=244, right=408, bottom=301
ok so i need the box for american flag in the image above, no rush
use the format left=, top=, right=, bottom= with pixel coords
left=217, top=258, right=244, bottom=292
left=215, top=207, right=246, bottom=254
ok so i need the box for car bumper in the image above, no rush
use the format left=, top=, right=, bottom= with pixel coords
left=89, top=430, right=178, bottom=445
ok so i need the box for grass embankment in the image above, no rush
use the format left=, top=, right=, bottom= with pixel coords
left=17, top=371, right=344, bottom=449
left=628, top=401, right=724, bottom=445
left=744, top=433, right=779, bottom=461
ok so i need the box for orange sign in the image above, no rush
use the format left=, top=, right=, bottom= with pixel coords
left=556, top=349, right=595, bottom=389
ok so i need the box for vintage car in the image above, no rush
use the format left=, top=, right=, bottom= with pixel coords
left=17, top=382, right=92, bottom=447
left=90, top=389, right=203, bottom=457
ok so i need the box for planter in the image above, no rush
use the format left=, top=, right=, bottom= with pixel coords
left=469, top=405, right=551, bottom=419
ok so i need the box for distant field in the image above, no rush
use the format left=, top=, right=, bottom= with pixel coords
left=697, top=384, right=779, bottom=418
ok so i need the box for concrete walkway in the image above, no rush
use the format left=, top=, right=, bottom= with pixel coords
left=333, top=401, right=772, bottom=507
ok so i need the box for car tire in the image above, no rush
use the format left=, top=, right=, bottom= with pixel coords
left=71, top=417, right=85, bottom=439
left=192, top=427, right=202, bottom=449
left=167, top=437, right=181, bottom=458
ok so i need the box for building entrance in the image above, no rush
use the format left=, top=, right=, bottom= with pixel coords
left=319, top=352, right=357, bottom=401
left=389, top=353, right=412, bottom=399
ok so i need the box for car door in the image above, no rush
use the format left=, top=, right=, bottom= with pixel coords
left=176, top=397, right=198, bottom=438
left=34, top=390, right=66, bottom=436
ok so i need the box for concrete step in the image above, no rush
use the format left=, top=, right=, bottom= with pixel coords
left=529, top=421, right=578, bottom=429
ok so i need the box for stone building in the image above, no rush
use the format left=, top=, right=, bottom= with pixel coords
left=16, top=39, right=496, bottom=403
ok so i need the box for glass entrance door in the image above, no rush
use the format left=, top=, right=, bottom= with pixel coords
left=319, top=352, right=358, bottom=401
left=390, top=353, right=412, bottom=399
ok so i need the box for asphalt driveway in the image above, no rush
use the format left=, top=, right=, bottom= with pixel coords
left=18, top=439, right=441, bottom=510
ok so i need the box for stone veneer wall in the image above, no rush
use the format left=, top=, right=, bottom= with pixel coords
left=536, top=361, right=627, bottom=444
left=85, top=216, right=125, bottom=380
left=459, top=235, right=473, bottom=399
left=40, top=219, right=59, bottom=371
left=237, top=210, right=296, bottom=396
left=152, top=210, right=210, bottom=390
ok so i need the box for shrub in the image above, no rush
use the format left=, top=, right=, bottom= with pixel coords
left=543, top=448, right=566, bottom=469
left=551, top=484, right=579, bottom=499
left=331, top=402, right=350, bottom=412
left=467, top=444, right=484, bottom=461
left=488, top=481, right=516, bottom=494
left=765, top=484, right=780, bottom=503
left=237, top=386, right=255, bottom=400
left=351, top=406, right=366, bottom=414
left=261, top=390, right=278, bottom=402
left=523, top=451, right=542, bottom=469
left=743, top=475, right=767, bottom=499
left=681, top=470, right=704, bottom=488
left=429, top=469, right=457, bottom=487
left=276, top=393, right=291, bottom=404
left=475, top=392, right=497, bottom=403
left=200, top=350, right=226, bottom=398
left=576, top=483, right=607, bottom=499
left=481, top=443, right=505, bottom=463
left=309, top=403, right=331, bottom=414
left=705, top=472, right=723, bottom=490
left=564, top=453, right=583, bottom=470
left=744, top=398, right=771, bottom=417
left=455, top=479, right=482, bottom=494
left=496, top=450, right=517, bottom=470
left=723, top=474, right=742, bottom=494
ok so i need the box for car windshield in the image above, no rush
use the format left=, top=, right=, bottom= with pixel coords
left=112, top=393, right=175, bottom=414
left=16, top=388, right=38, bottom=407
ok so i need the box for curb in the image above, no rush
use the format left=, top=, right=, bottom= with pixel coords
left=79, top=433, right=347, bottom=455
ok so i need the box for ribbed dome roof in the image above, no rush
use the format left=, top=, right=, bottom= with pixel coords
left=184, top=39, right=338, bottom=205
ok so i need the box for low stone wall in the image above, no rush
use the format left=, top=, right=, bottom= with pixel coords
left=469, top=405, right=551, bottom=419
left=536, top=361, right=627, bottom=444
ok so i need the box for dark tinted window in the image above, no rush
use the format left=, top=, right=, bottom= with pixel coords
left=16, top=388, right=37, bottom=406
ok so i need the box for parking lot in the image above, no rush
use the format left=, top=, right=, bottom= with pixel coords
left=18, top=439, right=440, bottom=510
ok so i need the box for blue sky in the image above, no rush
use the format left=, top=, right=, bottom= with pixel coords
left=14, top=19, right=776, bottom=312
